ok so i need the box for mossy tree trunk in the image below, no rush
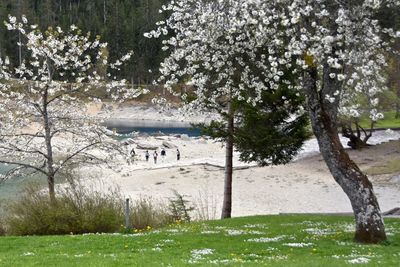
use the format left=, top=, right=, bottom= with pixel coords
left=304, top=65, right=386, bottom=243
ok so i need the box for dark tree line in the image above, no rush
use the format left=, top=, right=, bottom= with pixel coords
left=0, top=0, right=168, bottom=84
left=1, top=0, right=399, bottom=93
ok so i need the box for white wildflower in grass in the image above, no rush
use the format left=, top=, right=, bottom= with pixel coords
left=303, top=228, right=336, bottom=236
left=243, top=224, right=268, bottom=229
left=243, top=223, right=267, bottom=228
left=348, top=257, right=370, bottom=264
left=266, top=255, right=288, bottom=261
left=225, top=229, right=263, bottom=236
left=280, top=223, right=300, bottom=227
left=21, top=252, right=35, bottom=256
left=246, top=236, right=286, bottom=243
left=247, top=230, right=265, bottom=235
left=200, top=230, right=220, bottom=234
left=165, top=229, right=179, bottom=233
left=83, top=233, right=115, bottom=236
left=151, top=247, right=162, bottom=252
left=122, top=233, right=148, bottom=237
left=283, top=242, right=313, bottom=248
left=74, top=254, right=84, bottom=258
left=165, top=228, right=188, bottom=234
left=226, top=229, right=246, bottom=236
left=338, top=223, right=356, bottom=233
left=247, top=253, right=262, bottom=258
left=191, top=248, right=214, bottom=256
left=161, top=239, right=174, bottom=243
left=188, top=248, right=215, bottom=264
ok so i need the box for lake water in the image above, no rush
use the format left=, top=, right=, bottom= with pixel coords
left=0, top=164, right=46, bottom=203
left=105, top=119, right=202, bottom=137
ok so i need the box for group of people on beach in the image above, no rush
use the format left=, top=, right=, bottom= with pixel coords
left=129, top=147, right=180, bottom=164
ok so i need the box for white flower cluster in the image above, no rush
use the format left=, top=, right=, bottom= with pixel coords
left=188, top=248, right=215, bottom=263
left=146, top=0, right=397, bottom=120
left=283, top=242, right=313, bottom=247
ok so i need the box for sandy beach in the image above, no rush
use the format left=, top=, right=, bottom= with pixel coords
left=80, top=126, right=400, bottom=218
left=3, top=102, right=399, bottom=218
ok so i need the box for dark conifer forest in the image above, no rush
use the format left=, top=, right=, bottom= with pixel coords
left=0, top=0, right=168, bottom=84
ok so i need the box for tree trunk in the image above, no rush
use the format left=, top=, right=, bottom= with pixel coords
left=341, top=123, right=372, bottom=150
left=304, top=66, right=386, bottom=243
left=221, top=102, right=234, bottom=219
left=396, top=68, right=400, bottom=119
left=103, top=0, right=106, bottom=25
left=17, top=0, right=22, bottom=66
left=395, top=43, right=400, bottom=119
left=43, top=86, right=56, bottom=202
left=48, top=173, right=56, bottom=202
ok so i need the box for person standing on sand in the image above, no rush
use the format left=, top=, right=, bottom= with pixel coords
left=153, top=150, right=158, bottom=164
left=161, top=148, right=166, bottom=162
left=145, top=150, right=150, bottom=162
left=177, top=148, right=180, bottom=161
left=130, top=148, right=136, bottom=163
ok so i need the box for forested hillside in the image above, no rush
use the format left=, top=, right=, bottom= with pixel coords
left=0, top=0, right=168, bottom=84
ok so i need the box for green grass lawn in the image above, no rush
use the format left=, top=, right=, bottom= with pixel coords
left=0, top=215, right=399, bottom=266
left=358, top=111, right=400, bottom=129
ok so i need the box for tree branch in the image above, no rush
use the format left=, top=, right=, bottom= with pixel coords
left=54, top=141, right=101, bottom=174
left=0, top=159, right=48, bottom=176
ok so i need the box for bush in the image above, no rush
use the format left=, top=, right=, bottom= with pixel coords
left=129, top=197, right=175, bottom=230
left=168, top=190, right=194, bottom=222
left=5, top=184, right=124, bottom=235
left=0, top=218, right=6, bottom=236
left=3, top=184, right=177, bottom=236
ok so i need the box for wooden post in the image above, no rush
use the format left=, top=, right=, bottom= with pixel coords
left=125, top=198, right=130, bottom=230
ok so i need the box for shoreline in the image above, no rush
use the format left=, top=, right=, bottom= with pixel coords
left=78, top=132, right=400, bottom=218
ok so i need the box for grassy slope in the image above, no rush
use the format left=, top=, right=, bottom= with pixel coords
left=0, top=215, right=399, bottom=266
left=375, top=111, right=400, bottom=129
left=358, top=111, right=400, bottom=129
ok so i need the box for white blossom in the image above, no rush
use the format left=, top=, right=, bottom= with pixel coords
left=146, top=0, right=396, bottom=130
